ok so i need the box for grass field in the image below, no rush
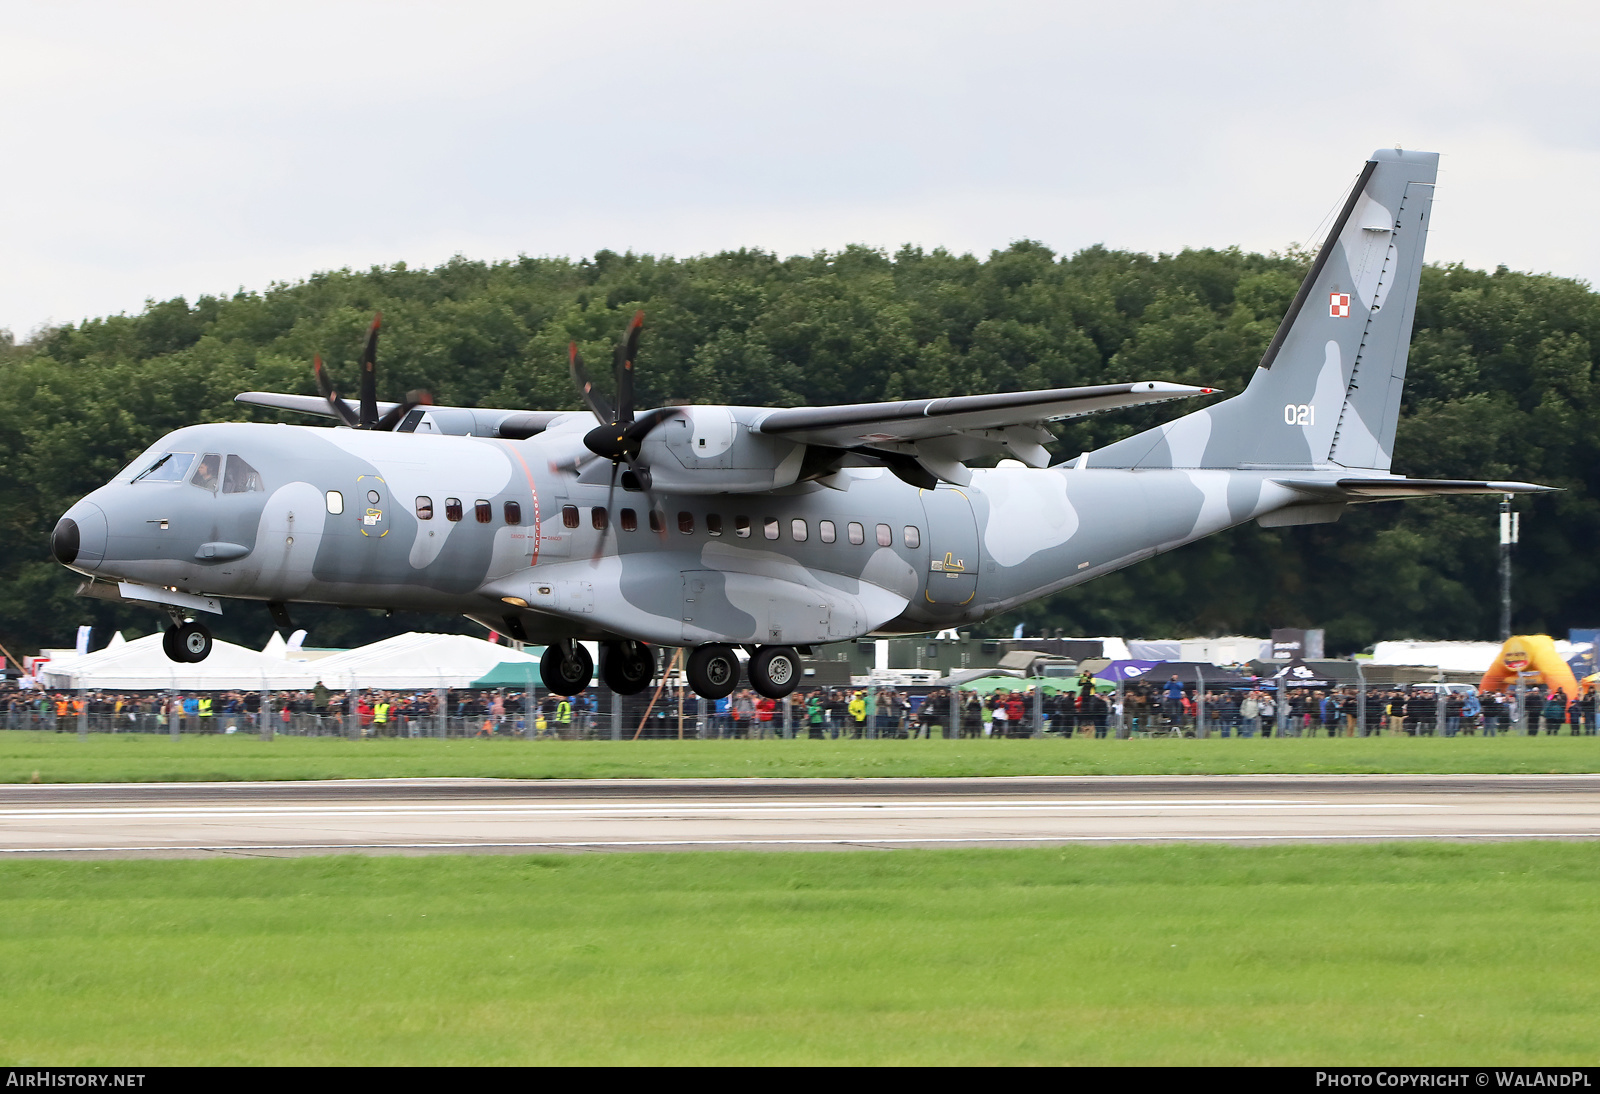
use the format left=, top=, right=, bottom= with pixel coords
left=1, top=843, right=1595, bottom=1065
left=1, top=730, right=1597, bottom=783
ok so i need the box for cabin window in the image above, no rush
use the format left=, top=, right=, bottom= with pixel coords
left=504, top=500, right=522, bottom=525
left=475, top=500, right=492, bottom=524
left=678, top=511, right=695, bottom=534
left=326, top=490, right=345, bottom=515
left=848, top=521, right=864, bottom=545
left=735, top=516, right=751, bottom=538
left=415, top=496, right=434, bottom=520
left=190, top=453, right=222, bottom=493
left=367, top=489, right=381, bottom=504
left=820, top=520, right=836, bottom=543
left=620, top=508, right=637, bottom=532
left=649, top=510, right=664, bottom=533
left=791, top=518, right=808, bottom=542
left=903, top=525, right=921, bottom=548
left=763, top=518, right=780, bottom=540
left=445, top=497, right=463, bottom=522
left=706, top=514, right=723, bottom=537
left=133, top=452, right=195, bottom=484
left=222, top=455, right=264, bottom=494
left=876, top=523, right=892, bottom=547
left=561, top=504, right=579, bottom=529
left=592, top=507, right=608, bottom=530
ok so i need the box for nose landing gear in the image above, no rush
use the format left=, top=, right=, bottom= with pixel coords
left=162, top=620, right=213, bottom=663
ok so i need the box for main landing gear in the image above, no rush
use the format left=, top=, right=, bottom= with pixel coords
left=540, top=640, right=802, bottom=700
left=161, top=620, right=213, bottom=663
left=600, top=640, right=655, bottom=695
left=540, top=640, right=595, bottom=697
left=685, top=644, right=801, bottom=700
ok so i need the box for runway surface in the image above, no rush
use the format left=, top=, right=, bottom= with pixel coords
left=2, top=773, right=1599, bottom=857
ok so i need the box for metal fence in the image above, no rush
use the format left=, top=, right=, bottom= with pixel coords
left=3, top=683, right=1596, bottom=740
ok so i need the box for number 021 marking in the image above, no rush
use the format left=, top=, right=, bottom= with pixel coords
left=1284, top=403, right=1315, bottom=426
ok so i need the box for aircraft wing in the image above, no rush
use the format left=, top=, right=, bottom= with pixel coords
left=236, top=392, right=400, bottom=418
left=753, top=381, right=1213, bottom=449
left=234, top=392, right=564, bottom=439
left=1275, top=477, right=1556, bottom=499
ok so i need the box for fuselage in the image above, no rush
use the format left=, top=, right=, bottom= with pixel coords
left=54, top=417, right=1308, bottom=647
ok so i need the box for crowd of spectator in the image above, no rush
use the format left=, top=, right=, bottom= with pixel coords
left=2, top=673, right=1595, bottom=739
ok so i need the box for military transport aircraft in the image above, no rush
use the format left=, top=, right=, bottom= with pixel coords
left=50, top=148, right=1549, bottom=700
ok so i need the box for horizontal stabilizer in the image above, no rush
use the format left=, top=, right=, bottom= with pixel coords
left=1275, top=477, right=1556, bottom=500
left=755, top=381, right=1213, bottom=448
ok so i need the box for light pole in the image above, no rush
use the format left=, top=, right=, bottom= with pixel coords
left=1499, top=493, right=1519, bottom=641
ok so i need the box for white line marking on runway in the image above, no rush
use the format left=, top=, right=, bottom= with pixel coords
left=1, top=832, right=1596, bottom=854
left=0, top=800, right=1441, bottom=820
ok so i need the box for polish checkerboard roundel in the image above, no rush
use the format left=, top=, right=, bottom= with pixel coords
left=1329, top=292, right=1351, bottom=318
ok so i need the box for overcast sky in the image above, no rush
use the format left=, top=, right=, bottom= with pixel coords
left=3, top=0, right=1597, bottom=336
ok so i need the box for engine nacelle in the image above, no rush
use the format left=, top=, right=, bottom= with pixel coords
left=635, top=406, right=813, bottom=494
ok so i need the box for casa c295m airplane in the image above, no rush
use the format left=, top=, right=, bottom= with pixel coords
left=51, top=148, right=1549, bottom=700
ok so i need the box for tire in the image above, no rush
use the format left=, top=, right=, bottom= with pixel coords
left=162, top=625, right=183, bottom=662
left=540, top=642, right=593, bottom=696
left=686, top=645, right=740, bottom=700
left=749, top=645, right=801, bottom=699
left=175, top=621, right=212, bottom=663
left=600, top=640, right=655, bottom=695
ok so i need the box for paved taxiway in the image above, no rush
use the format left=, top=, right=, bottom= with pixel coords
left=1, top=774, right=1598, bottom=857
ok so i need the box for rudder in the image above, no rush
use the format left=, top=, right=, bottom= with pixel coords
left=1085, top=148, right=1437, bottom=471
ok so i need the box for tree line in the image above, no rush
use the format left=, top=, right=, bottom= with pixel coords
left=2, top=241, right=1595, bottom=657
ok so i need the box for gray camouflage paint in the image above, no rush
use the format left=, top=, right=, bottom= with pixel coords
left=54, top=149, right=1520, bottom=664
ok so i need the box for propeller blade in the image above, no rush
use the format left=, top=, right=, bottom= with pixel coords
left=358, top=313, right=381, bottom=428
left=616, top=310, right=643, bottom=426
left=570, top=342, right=615, bottom=425
left=623, top=405, right=682, bottom=443
left=313, top=354, right=360, bottom=427
left=374, top=389, right=434, bottom=432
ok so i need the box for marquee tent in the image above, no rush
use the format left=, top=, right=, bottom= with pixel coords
left=36, top=634, right=315, bottom=691
left=470, top=659, right=548, bottom=689
left=33, top=631, right=542, bottom=692
left=295, top=633, right=543, bottom=690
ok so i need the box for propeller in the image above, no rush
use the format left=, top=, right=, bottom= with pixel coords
left=567, top=311, right=679, bottom=559
left=314, top=313, right=433, bottom=431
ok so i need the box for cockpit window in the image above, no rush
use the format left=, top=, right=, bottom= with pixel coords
left=190, top=453, right=222, bottom=493
left=132, top=452, right=195, bottom=484
left=222, top=455, right=264, bottom=494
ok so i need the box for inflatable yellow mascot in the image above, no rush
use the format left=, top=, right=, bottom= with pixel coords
left=1479, top=635, right=1580, bottom=697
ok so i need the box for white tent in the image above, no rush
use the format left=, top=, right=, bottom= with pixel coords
left=35, top=631, right=543, bottom=692
left=37, top=634, right=316, bottom=691
left=280, top=632, right=543, bottom=690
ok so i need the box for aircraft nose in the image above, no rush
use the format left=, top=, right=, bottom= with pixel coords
left=53, top=502, right=106, bottom=571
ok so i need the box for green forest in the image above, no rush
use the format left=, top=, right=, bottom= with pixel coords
left=2, top=241, right=1596, bottom=658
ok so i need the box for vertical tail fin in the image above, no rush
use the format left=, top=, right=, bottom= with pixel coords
left=1087, top=148, right=1437, bottom=471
